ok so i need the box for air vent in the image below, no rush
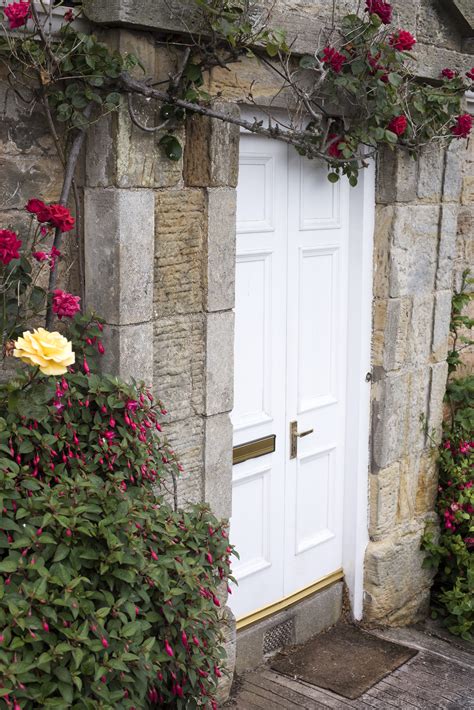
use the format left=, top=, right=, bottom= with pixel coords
left=263, top=618, right=295, bottom=655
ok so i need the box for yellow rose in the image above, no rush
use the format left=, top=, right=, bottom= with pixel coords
left=14, top=328, right=75, bottom=376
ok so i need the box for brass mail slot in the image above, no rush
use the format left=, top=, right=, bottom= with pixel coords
left=233, top=435, right=276, bottom=466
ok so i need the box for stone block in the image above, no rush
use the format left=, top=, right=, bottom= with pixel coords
left=417, top=144, right=444, bottom=203
left=371, top=370, right=409, bottom=470
left=364, top=524, right=434, bottom=624
left=462, top=175, right=474, bottom=205
left=389, top=205, right=440, bottom=297
left=369, top=463, right=401, bottom=540
left=372, top=367, right=430, bottom=470
left=84, top=188, right=154, bottom=325
left=406, top=295, right=434, bottom=366
left=0, top=154, right=63, bottom=211
left=443, top=138, right=464, bottom=203
left=436, top=204, right=458, bottom=290
left=203, top=412, right=233, bottom=519
left=184, top=103, right=240, bottom=188
left=383, top=297, right=412, bottom=371
left=162, top=413, right=204, bottom=506
left=154, top=189, right=206, bottom=317
left=414, top=452, right=439, bottom=517
left=376, top=147, right=418, bottom=205
left=100, top=321, right=154, bottom=385
left=371, top=299, right=388, bottom=368
left=205, top=311, right=234, bottom=416
left=153, top=314, right=205, bottom=421
left=373, top=205, right=394, bottom=299
left=427, top=360, right=449, bottom=440
left=431, top=291, right=452, bottom=361
left=206, top=188, right=237, bottom=312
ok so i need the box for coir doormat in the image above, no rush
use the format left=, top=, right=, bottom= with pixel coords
left=270, top=624, right=417, bottom=699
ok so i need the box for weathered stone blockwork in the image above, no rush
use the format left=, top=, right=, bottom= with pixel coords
left=365, top=136, right=469, bottom=624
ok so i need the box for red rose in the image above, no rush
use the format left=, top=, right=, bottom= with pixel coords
left=388, top=115, right=408, bottom=136
left=451, top=113, right=473, bottom=139
left=365, top=0, right=392, bottom=25
left=441, top=68, right=457, bottom=80
left=467, top=68, right=474, bottom=82
left=4, top=0, right=30, bottom=29
left=52, top=290, right=81, bottom=319
left=322, top=47, right=346, bottom=74
left=0, top=230, right=22, bottom=265
left=327, top=134, right=343, bottom=159
left=47, top=204, right=75, bottom=233
left=25, top=198, right=51, bottom=223
left=389, top=30, right=416, bottom=52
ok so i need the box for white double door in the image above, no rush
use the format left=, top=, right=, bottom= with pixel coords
left=230, top=131, right=351, bottom=619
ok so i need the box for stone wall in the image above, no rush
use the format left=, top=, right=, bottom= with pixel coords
left=366, top=139, right=467, bottom=624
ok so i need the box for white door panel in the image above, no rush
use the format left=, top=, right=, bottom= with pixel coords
left=231, top=132, right=350, bottom=618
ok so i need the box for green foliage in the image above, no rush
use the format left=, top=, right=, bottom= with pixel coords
left=0, top=359, right=234, bottom=708
left=2, top=0, right=471, bottom=185
left=422, top=271, right=473, bottom=640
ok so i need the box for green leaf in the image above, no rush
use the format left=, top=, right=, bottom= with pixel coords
left=327, top=172, right=340, bottom=183
left=159, top=134, right=182, bottom=162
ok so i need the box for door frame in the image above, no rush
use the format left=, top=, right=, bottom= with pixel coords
left=233, top=108, right=374, bottom=621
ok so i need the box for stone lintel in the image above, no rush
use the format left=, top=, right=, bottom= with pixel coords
left=82, top=1, right=473, bottom=78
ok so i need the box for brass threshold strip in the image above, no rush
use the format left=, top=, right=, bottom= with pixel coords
left=236, top=568, right=344, bottom=631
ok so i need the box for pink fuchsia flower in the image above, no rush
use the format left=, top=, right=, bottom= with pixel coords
left=441, top=68, right=457, bottom=80
left=443, top=440, right=451, bottom=449
left=52, top=290, right=81, bottom=319
left=451, top=114, right=473, bottom=139
left=164, top=639, right=174, bottom=657
left=365, top=0, right=392, bottom=24
left=4, top=1, right=30, bottom=29
left=389, top=30, right=416, bottom=52
left=64, top=9, right=74, bottom=22
left=0, top=230, right=22, bottom=265
left=388, top=115, right=408, bottom=136
left=101, top=637, right=109, bottom=649
left=322, top=46, right=346, bottom=73
left=459, top=441, right=471, bottom=454
left=466, top=68, right=474, bottom=82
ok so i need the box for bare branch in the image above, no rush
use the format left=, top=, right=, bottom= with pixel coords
left=45, top=102, right=94, bottom=328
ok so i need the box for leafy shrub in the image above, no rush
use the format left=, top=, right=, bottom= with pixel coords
left=422, top=272, right=473, bottom=640
left=0, top=354, right=233, bottom=708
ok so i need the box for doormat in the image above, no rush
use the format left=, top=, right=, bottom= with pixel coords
left=270, top=623, right=417, bottom=699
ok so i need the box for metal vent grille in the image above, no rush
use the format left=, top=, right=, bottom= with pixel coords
left=263, top=618, right=294, bottom=655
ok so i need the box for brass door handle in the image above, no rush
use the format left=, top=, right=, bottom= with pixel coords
left=290, top=421, right=314, bottom=459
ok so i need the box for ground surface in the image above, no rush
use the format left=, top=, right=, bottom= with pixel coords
left=225, top=623, right=474, bottom=709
